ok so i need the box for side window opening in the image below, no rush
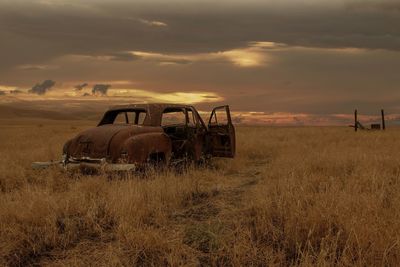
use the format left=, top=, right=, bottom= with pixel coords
left=187, top=109, right=197, bottom=127
left=137, top=112, right=146, bottom=125
left=161, top=108, right=186, bottom=127
left=114, top=112, right=131, bottom=124
left=215, top=109, right=228, bottom=125
left=161, top=108, right=188, bottom=140
left=210, top=112, right=218, bottom=125
left=210, top=107, right=229, bottom=126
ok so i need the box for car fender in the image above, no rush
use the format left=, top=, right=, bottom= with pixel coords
left=114, top=132, right=172, bottom=164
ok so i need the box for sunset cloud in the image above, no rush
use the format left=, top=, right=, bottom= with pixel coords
left=107, top=51, right=141, bottom=62
left=129, top=44, right=272, bottom=67
left=17, top=65, right=59, bottom=71
left=0, top=85, right=19, bottom=91
left=138, top=19, right=168, bottom=27
left=0, top=82, right=224, bottom=105
left=217, top=48, right=268, bottom=67
left=110, top=89, right=223, bottom=104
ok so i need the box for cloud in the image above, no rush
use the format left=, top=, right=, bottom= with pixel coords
left=10, top=89, right=23, bottom=94
left=17, top=64, right=58, bottom=71
left=1, top=0, right=399, bottom=73
left=107, top=51, right=141, bottom=61
left=130, top=44, right=272, bottom=67
left=202, top=95, right=219, bottom=99
left=0, top=0, right=399, bottom=82
left=217, top=48, right=268, bottom=67
left=158, top=59, right=192, bottom=66
left=1, top=0, right=400, bottom=116
left=129, top=51, right=193, bottom=65
left=110, top=89, right=223, bottom=104
left=0, top=85, right=18, bottom=91
left=74, top=83, right=88, bottom=91
left=138, top=18, right=167, bottom=27
left=29, top=80, right=56, bottom=95
left=92, top=84, right=111, bottom=96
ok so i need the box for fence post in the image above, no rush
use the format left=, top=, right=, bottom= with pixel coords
left=381, top=109, right=386, bottom=130
left=354, top=109, right=358, bottom=132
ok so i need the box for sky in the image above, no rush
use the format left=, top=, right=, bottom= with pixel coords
left=0, top=0, right=400, bottom=125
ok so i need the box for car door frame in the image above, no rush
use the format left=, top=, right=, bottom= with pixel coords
left=185, top=106, right=209, bottom=161
left=207, top=105, right=235, bottom=158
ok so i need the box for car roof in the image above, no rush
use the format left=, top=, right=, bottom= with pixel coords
left=107, top=103, right=193, bottom=112
left=102, top=103, right=197, bottom=126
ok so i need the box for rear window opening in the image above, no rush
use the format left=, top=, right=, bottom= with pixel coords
left=100, top=109, right=147, bottom=125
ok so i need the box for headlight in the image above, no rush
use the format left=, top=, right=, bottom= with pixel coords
left=120, top=150, right=128, bottom=162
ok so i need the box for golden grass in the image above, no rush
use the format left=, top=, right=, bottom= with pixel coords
left=1, top=121, right=400, bottom=266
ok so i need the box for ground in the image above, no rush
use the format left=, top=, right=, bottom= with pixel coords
left=1, top=119, right=400, bottom=266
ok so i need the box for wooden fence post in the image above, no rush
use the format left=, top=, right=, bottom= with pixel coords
left=381, top=109, right=386, bottom=130
left=354, top=109, right=358, bottom=132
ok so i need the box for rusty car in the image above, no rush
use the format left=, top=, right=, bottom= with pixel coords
left=32, top=103, right=235, bottom=171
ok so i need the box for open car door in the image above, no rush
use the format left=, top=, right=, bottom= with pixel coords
left=208, top=105, right=236, bottom=158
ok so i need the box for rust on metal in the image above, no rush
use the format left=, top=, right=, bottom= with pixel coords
left=33, top=103, right=236, bottom=171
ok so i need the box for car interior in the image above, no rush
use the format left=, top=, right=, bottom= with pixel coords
left=161, top=108, right=188, bottom=140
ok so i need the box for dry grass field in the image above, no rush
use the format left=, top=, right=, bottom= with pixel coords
left=1, top=119, right=400, bottom=266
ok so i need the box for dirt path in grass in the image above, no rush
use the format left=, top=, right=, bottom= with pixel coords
left=173, top=160, right=265, bottom=223
left=169, top=159, right=267, bottom=264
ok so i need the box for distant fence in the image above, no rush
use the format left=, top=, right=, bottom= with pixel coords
left=352, top=109, right=385, bottom=131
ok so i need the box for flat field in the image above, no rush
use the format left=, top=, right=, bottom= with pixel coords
left=1, top=119, right=400, bottom=266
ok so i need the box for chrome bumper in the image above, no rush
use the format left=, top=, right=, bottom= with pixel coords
left=31, top=157, right=137, bottom=172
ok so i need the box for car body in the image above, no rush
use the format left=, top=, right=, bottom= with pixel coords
left=33, top=103, right=235, bottom=171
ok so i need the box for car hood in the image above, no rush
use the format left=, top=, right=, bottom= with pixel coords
left=65, top=124, right=162, bottom=159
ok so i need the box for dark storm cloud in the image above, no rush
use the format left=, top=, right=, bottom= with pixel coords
left=1, top=0, right=400, bottom=72
left=29, top=80, right=56, bottom=95
left=92, top=84, right=111, bottom=96
left=74, top=83, right=88, bottom=91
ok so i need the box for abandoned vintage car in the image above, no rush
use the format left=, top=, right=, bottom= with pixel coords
left=32, top=103, right=235, bottom=171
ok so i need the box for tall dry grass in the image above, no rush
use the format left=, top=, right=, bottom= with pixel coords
left=1, top=121, right=400, bottom=266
